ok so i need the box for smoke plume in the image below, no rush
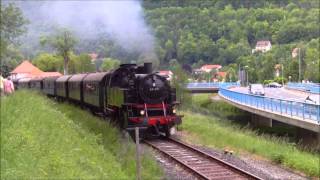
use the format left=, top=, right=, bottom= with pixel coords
left=13, top=0, right=156, bottom=57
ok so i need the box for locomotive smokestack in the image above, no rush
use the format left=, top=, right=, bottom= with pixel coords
left=144, top=63, right=152, bottom=74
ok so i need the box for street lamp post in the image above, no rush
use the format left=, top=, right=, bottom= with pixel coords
left=238, top=64, right=243, bottom=86
left=289, top=76, right=292, bottom=82
left=244, top=65, right=249, bottom=86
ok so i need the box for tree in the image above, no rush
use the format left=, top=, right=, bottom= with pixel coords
left=67, top=52, right=78, bottom=74
left=286, top=60, right=299, bottom=82
left=177, top=32, right=198, bottom=64
left=0, top=3, right=28, bottom=76
left=0, top=3, right=28, bottom=54
left=226, top=67, right=237, bottom=82
left=192, top=59, right=205, bottom=69
left=33, top=53, right=63, bottom=72
left=40, top=28, right=77, bottom=75
left=101, top=58, right=121, bottom=71
left=74, top=53, right=95, bottom=73
left=164, top=39, right=174, bottom=60
left=169, top=60, right=191, bottom=108
left=304, top=40, right=320, bottom=82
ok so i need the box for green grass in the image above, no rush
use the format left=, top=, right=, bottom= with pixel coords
left=190, top=93, right=248, bottom=119
left=180, top=94, right=320, bottom=177
left=1, top=90, right=163, bottom=179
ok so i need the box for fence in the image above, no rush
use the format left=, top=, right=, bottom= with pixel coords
left=219, top=88, right=320, bottom=123
left=186, top=82, right=239, bottom=89
left=287, top=82, right=320, bottom=94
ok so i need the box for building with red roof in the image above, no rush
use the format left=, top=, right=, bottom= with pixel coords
left=10, top=60, right=62, bottom=80
left=200, top=64, right=222, bottom=73
left=215, top=71, right=227, bottom=82
left=11, top=61, right=43, bottom=76
left=88, top=53, right=98, bottom=63
left=157, top=70, right=173, bottom=80
left=217, top=71, right=227, bottom=78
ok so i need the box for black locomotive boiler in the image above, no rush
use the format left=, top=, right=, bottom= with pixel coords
left=17, top=63, right=182, bottom=138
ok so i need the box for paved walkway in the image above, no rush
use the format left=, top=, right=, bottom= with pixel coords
left=230, top=87, right=319, bottom=103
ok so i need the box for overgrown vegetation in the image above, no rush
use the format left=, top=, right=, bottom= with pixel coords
left=1, top=90, right=162, bottom=179
left=180, top=111, right=319, bottom=177
left=190, top=93, right=308, bottom=137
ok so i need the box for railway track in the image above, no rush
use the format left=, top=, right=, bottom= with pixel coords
left=144, top=138, right=262, bottom=180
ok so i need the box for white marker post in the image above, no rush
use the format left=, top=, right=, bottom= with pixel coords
left=135, top=127, right=141, bottom=180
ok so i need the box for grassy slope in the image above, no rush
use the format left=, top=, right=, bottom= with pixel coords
left=180, top=94, right=319, bottom=177
left=1, top=90, right=162, bottom=179
left=190, top=93, right=248, bottom=119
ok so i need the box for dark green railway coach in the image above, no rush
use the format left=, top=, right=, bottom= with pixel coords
left=82, top=72, right=109, bottom=110
left=42, top=76, right=60, bottom=96
left=56, top=75, right=72, bottom=99
left=68, top=74, right=89, bottom=102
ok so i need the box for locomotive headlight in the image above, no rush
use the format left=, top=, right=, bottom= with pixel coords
left=140, top=110, right=145, bottom=115
left=172, top=108, right=177, bottom=114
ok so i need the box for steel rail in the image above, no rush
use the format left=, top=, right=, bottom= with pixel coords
left=144, top=138, right=263, bottom=180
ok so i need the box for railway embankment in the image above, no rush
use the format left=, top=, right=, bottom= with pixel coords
left=0, top=90, right=163, bottom=179
left=179, top=94, right=319, bottom=178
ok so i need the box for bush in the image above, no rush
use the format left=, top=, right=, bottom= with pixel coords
left=274, top=77, right=287, bottom=84
left=263, top=79, right=274, bottom=85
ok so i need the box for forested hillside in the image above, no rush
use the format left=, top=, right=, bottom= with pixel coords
left=143, top=0, right=319, bottom=82
left=1, top=0, right=319, bottom=82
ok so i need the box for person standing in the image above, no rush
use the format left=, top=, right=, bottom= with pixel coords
left=0, top=73, right=4, bottom=96
left=4, top=77, right=14, bottom=95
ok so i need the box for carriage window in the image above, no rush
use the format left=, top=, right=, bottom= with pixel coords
left=85, top=82, right=98, bottom=95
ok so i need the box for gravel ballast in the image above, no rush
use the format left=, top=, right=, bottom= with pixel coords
left=146, top=133, right=309, bottom=180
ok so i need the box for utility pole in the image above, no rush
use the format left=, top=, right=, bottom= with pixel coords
left=298, top=48, right=301, bottom=82
left=281, top=64, right=284, bottom=86
left=238, top=64, right=241, bottom=85
left=63, top=31, right=69, bottom=75
left=246, top=70, right=248, bottom=86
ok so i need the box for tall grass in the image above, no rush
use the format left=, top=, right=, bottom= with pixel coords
left=190, top=93, right=248, bottom=119
left=181, top=94, right=320, bottom=177
left=1, top=90, right=162, bottom=179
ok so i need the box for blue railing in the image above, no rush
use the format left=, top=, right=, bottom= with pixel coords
left=219, top=88, right=320, bottom=123
left=287, top=82, right=320, bottom=94
left=186, top=82, right=239, bottom=89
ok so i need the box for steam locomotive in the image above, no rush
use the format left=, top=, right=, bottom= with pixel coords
left=16, top=63, right=182, bottom=138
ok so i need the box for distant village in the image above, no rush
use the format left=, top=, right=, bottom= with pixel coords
left=9, top=40, right=302, bottom=83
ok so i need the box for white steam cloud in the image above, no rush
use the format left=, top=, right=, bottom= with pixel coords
left=17, top=0, right=155, bottom=55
